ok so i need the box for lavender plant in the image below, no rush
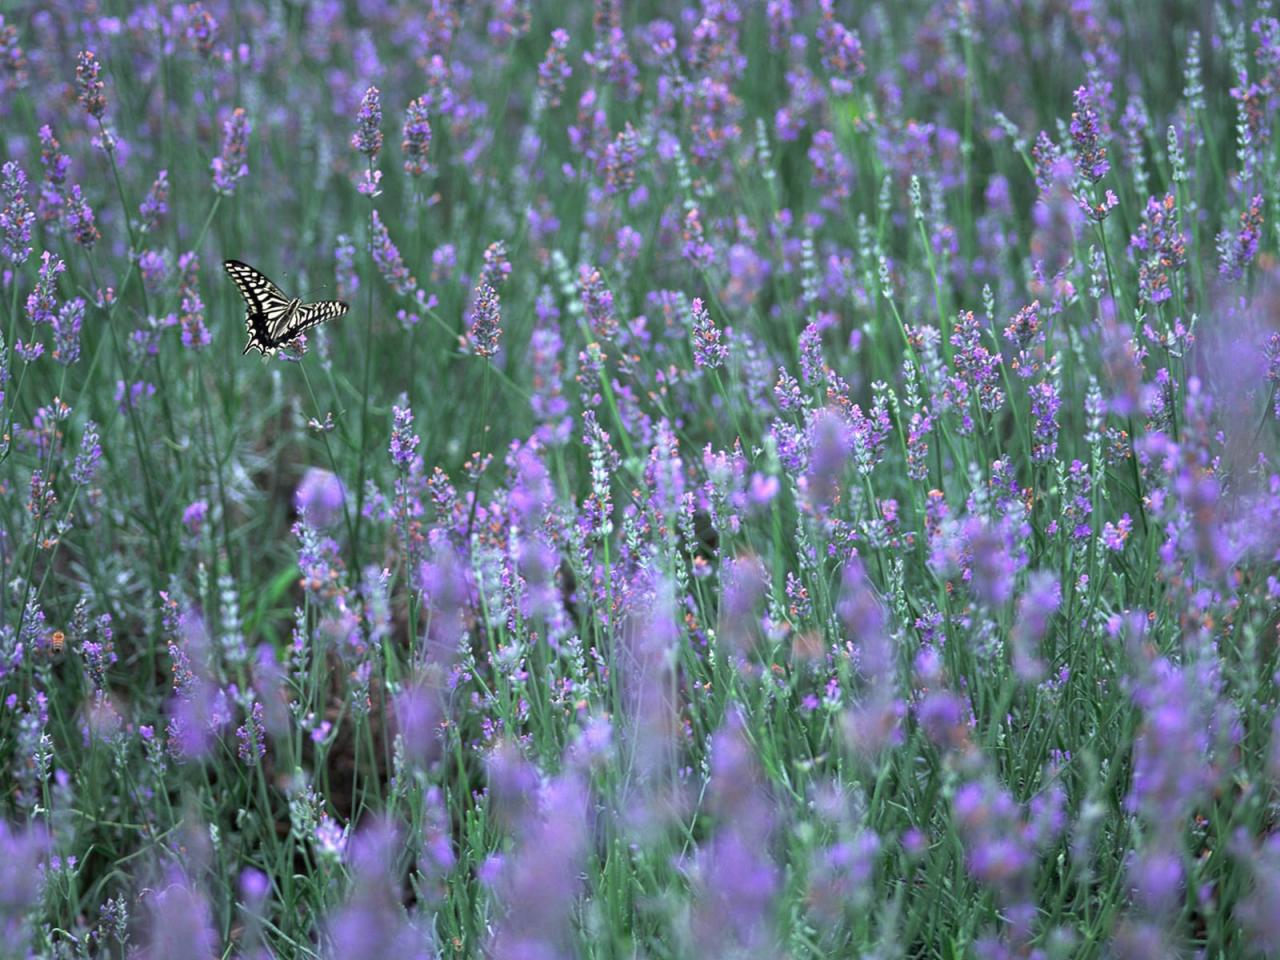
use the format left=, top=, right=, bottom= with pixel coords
left=1, top=3, right=1279, bottom=958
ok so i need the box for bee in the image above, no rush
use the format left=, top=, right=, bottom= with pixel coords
left=48, top=630, right=66, bottom=660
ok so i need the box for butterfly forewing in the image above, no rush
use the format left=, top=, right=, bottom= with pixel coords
left=223, top=259, right=348, bottom=355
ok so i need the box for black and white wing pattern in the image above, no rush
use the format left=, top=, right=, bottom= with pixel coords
left=223, top=259, right=348, bottom=356
left=286, top=299, right=349, bottom=339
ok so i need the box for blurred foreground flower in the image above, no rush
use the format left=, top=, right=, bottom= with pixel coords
left=296, top=466, right=346, bottom=528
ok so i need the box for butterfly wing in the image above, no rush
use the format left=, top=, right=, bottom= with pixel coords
left=278, top=299, right=349, bottom=345
left=224, top=259, right=294, bottom=355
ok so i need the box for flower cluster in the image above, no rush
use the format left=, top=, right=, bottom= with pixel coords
left=1, top=6, right=1278, bottom=959
left=211, top=107, right=250, bottom=195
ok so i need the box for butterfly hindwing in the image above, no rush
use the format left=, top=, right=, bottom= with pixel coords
left=285, top=300, right=349, bottom=340
left=223, top=259, right=348, bottom=355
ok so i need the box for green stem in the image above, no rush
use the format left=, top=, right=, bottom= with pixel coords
left=464, top=360, right=492, bottom=541
left=352, top=158, right=377, bottom=581
left=298, top=363, right=358, bottom=558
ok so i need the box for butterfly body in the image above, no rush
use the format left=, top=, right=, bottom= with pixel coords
left=223, top=259, right=348, bottom=356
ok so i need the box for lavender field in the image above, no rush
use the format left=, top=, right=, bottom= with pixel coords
left=2, top=1, right=1280, bottom=957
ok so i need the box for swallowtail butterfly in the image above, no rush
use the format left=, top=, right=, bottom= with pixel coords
left=223, top=259, right=348, bottom=356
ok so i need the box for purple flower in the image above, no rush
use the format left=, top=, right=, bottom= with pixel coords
left=1, top=161, right=34, bottom=267
left=690, top=711, right=780, bottom=956
left=1010, top=571, right=1060, bottom=681
left=370, top=210, right=417, bottom=295
left=418, top=546, right=471, bottom=664
left=485, top=740, right=539, bottom=828
left=356, top=167, right=382, bottom=197
left=580, top=410, right=616, bottom=537
left=1029, top=378, right=1061, bottom=463
left=953, top=779, right=1037, bottom=940
left=1029, top=155, right=1083, bottom=283
left=138, top=249, right=170, bottom=292
left=325, top=886, right=421, bottom=956
left=917, top=683, right=970, bottom=749
left=950, top=309, right=1004, bottom=417
left=334, top=234, right=359, bottom=299
left=182, top=499, right=208, bottom=533
left=431, top=243, right=456, bottom=281
left=0, top=18, right=28, bottom=93
left=211, top=107, right=250, bottom=195
left=401, top=96, right=432, bottom=177
left=1101, top=514, right=1133, bottom=551
left=65, top=184, right=99, bottom=248
left=1069, top=85, right=1109, bottom=182
left=392, top=683, right=440, bottom=769
left=807, top=832, right=881, bottom=924
left=180, top=287, right=210, bottom=351
left=615, top=224, right=642, bottom=262
left=1075, top=186, right=1119, bottom=222
left=682, top=207, right=714, bottom=269
left=486, top=0, right=532, bottom=45
left=25, top=250, right=63, bottom=325
left=183, top=3, right=217, bottom=56
left=115, top=380, right=156, bottom=413
left=719, top=553, right=767, bottom=656
left=816, top=0, right=865, bottom=94
left=1219, top=194, right=1264, bottom=280
left=801, top=407, right=852, bottom=515
left=136, top=865, right=219, bottom=960
left=808, top=129, right=853, bottom=210
left=293, top=519, right=348, bottom=609
left=837, top=558, right=891, bottom=675
left=1003, top=300, right=1043, bottom=377
left=0, top=821, right=50, bottom=952
left=325, top=817, right=430, bottom=956
left=80, top=613, right=117, bottom=687
left=480, top=240, right=511, bottom=288
left=389, top=402, right=420, bottom=469
left=1126, top=656, right=1223, bottom=830
left=603, top=122, right=642, bottom=194
left=36, top=126, right=69, bottom=224
left=71, top=421, right=102, bottom=486
left=1129, top=193, right=1186, bottom=305
left=767, top=2, right=795, bottom=49
left=799, top=321, right=830, bottom=388
left=52, top=297, right=84, bottom=365
left=947, top=516, right=1016, bottom=608
left=1238, top=834, right=1280, bottom=952
left=138, top=170, right=169, bottom=233
left=164, top=626, right=222, bottom=760
left=352, top=85, right=383, bottom=158
left=748, top=472, right=779, bottom=507
left=579, top=265, right=616, bottom=340
left=690, top=297, right=727, bottom=370
left=313, top=815, right=347, bottom=860
left=1129, top=842, right=1183, bottom=915
left=75, top=50, right=106, bottom=118
left=488, top=772, right=591, bottom=960
left=529, top=323, right=570, bottom=445
left=236, top=700, right=266, bottom=765
left=465, top=283, right=502, bottom=358
left=295, top=467, right=345, bottom=528
left=585, top=12, right=638, bottom=99
left=240, top=866, right=269, bottom=904
left=537, top=29, right=572, bottom=108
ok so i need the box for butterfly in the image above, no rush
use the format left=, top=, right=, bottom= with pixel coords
left=223, top=259, right=348, bottom=356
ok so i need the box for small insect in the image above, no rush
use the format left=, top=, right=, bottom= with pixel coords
left=48, top=630, right=66, bottom=658
left=223, top=259, right=348, bottom=356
